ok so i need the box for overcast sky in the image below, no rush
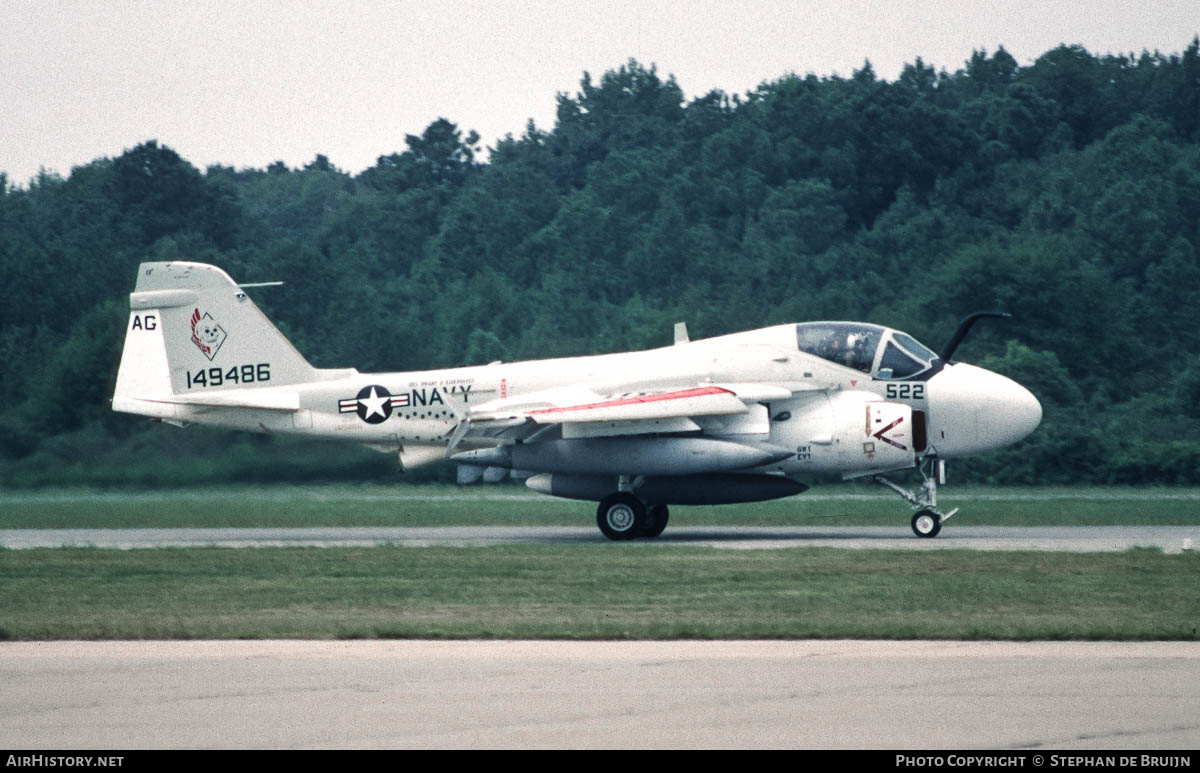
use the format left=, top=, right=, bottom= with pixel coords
left=2, top=0, right=1196, bottom=185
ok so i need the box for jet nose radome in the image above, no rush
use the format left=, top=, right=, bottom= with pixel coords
left=926, top=363, right=1042, bottom=458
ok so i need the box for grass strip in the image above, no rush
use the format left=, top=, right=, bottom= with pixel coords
left=1, top=545, right=1197, bottom=640
left=3, top=485, right=1200, bottom=528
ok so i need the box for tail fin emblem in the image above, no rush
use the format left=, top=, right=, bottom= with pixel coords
left=190, top=308, right=228, bottom=361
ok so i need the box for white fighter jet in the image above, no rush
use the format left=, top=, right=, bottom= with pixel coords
left=113, top=262, right=1042, bottom=540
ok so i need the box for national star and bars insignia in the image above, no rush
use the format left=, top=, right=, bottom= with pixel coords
left=339, top=385, right=405, bottom=424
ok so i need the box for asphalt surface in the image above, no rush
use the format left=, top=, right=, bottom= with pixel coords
left=2, top=524, right=1197, bottom=551
left=5, top=521, right=1196, bottom=749
left=2, top=640, right=1198, bottom=749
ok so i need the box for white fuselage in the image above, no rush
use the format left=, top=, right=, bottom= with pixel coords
left=111, top=261, right=1043, bottom=539
left=151, top=322, right=1041, bottom=477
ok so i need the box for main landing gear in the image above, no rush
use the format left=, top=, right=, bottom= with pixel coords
left=873, top=457, right=959, bottom=539
left=596, top=491, right=670, bottom=541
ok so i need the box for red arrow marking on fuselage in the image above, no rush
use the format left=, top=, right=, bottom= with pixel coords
left=873, top=416, right=908, bottom=450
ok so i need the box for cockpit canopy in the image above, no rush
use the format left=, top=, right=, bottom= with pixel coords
left=796, top=322, right=939, bottom=379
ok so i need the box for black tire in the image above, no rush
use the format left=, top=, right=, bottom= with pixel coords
left=911, top=509, right=942, bottom=538
left=639, top=504, right=670, bottom=538
left=597, top=493, right=646, bottom=541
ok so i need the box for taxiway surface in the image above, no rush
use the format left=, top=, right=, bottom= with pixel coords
left=2, top=524, right=1197, bottom=551
left=2, top=640, right=1198, bottom=749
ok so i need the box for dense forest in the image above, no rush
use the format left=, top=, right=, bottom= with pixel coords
left=2, top=41, right=1199, bottom=487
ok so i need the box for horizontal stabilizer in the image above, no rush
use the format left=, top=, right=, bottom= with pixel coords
left=124, top=390, right=300, bottom=412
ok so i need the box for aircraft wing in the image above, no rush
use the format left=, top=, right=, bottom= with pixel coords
left=452, top=382, right=799, bottom=447
left=524, top=386, right=748, bottom=423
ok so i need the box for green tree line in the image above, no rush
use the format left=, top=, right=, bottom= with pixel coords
left=2, top=40, right=1199, bottom=486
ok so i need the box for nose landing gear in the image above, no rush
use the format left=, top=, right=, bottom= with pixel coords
left=873, top=457, right=959, bottom=538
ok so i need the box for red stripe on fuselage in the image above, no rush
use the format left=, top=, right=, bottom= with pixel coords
left=526, top=386, right=735, bottom=416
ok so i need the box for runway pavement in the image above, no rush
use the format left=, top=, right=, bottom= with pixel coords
left=5, top=523, right=1197, bottom=749
left=2, top=524, right=1197, bottom=551
left=2, top=640, right=1198, bottom=749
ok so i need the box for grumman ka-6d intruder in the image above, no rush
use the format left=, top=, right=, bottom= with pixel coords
left=113, top=262, right=1042, bottom=540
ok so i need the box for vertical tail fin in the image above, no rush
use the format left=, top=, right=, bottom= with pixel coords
left=113, top=262, right=330, bottom=416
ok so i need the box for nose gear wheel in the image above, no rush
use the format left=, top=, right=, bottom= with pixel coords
left=911, top=509, right=942, bottom=538
left=874, top=457, right=958, bottom=539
